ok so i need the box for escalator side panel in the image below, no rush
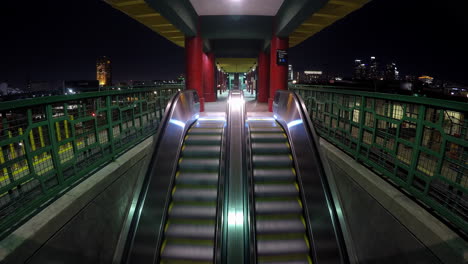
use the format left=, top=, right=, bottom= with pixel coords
left=124, top=91, right=200, bottom=263
left=273, top=91, right=349, bottom=263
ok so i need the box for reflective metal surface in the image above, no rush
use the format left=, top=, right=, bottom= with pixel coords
left=123, top=90, right=200, bottom=263
left=222, top=90, right=249, bottom=264
left=273, top=90, right=349, bottom=264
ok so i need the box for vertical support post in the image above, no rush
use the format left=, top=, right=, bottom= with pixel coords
left=408, top=105, right=426, bottom=187
left=106, top=96, right=116, bottom=160
left=269, top=34, right=289, bottom=111
left=257, top=51, right=269, bottom=103
left=185, top=34, right=205, bottom=111
left=203, top=52, right=216, bottom=102
left=46, top=105, right=64, bottom=184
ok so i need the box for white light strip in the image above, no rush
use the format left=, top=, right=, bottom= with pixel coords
left=287, top=119, right=303, bottom=128
left=169, top=119, right=185, bottom=128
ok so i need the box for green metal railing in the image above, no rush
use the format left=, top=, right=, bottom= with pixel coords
left=0, top=84, right=183, bottom=237
left=290, top=84, right=468, bottom=233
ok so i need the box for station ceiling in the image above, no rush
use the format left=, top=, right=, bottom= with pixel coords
left=189, top=0, right=285, bottom=16
left=104, top=0, right=370, bottom=72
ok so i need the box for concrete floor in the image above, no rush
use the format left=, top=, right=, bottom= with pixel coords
left=204, top=90, right=269, bottom=113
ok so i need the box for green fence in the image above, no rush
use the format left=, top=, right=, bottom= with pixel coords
left=0, top=85, right=182, bottom=237
left=290, top=84, right=468, bottom=233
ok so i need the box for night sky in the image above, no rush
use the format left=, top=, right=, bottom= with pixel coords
left=1, top=0, right=467, bottom=89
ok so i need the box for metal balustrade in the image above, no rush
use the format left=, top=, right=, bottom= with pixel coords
left=0, top=85, right=183, bottom=237
left=290, top=84, right=468, bottom=233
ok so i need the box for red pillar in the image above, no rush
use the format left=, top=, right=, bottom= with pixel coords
left=268, top=34, right=289, bottom=111
left=257, top=51, right=270, bottom=103
left=203, top=52, right=216, bottom=102
left=185, top=35, right=205, bottom=111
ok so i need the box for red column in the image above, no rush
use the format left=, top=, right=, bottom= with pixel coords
left=185, top=35, right=205, bottom=111
left=203, top=52, right=216, bottom=102
left=257, top=51, right=269, bottom=103
left=268, top=34, right=289, bottom=111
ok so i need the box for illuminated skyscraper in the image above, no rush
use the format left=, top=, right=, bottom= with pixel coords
left=368, top=56, right=378, bottom=80
left=97, top=56, right=112, bottom=86
left=288, top=65, right=294, bottom=81
left=354, top=59, right=366, bottom=80
left=385, top=63, right=399, bottom=80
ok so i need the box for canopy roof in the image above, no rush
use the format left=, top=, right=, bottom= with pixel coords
left=105, top=0, right=370, bottom=72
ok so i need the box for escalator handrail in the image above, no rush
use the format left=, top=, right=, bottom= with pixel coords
left=214, top=96, right=229, bottom=264
left=292, top=91, right=355, bottom=262
left=121, top=90, right=200, bottom=263
left=221, top=90, right=250, bottom=264
left=273, top=90, right=350, bottom=264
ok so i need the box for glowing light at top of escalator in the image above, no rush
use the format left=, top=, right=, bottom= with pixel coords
left=287, top=119, right=303, bottom=128
left=228, top=97, right=245, bottom=106
left=228, top=211, right=244, bottom=226
left=198, top=116, right=226, bottom=121
left=169, top=119, right=185, bottom=128
left=247, top=117, right=275, bottom=121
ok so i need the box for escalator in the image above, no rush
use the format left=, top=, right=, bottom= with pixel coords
left=247, top=118, right=312, bottom=264
left=159, top=118, right=225, bottom=263
left=120, top=90, right=349, bottom=264
left=120, top=90, right=227, bottom=264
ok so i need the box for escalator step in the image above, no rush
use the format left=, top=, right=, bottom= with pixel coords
left=176, top=172, right=218, bottom=185
left=255, top=184, right=298, bottom=197
left=169, top=205, right=216, bottom=219
left=250, top=127, right=283, bottom=133
left=256, top=219, right=305, bottom=234
left=179, top=158, right=219, bottom=171
left=161, top=244, right=213, bottom=262
left=184, top=135, right=222, bottom=145
left=182, top=145, right=220, bottom=157
left=248, top=120, right=279, bottom=128
left=253, top=169, right=295, bottom=182
left=252, top=155, right=292, bottom=167
left=189, top=128, right=223, bottom=135
left=256, top=200, right=302, bottom=215
left=259, top=260, right=310, bottom=264
left=193, top=122, right=224, bottom=129
left=257, top=239, right=308, bottom=256
left=251, top=133, right=287, bottom=143
left=165, top=224, right=215, bottom=240
left=173, top=188, right=218, bottom=202
left=252, top=143, right=290, bottom=154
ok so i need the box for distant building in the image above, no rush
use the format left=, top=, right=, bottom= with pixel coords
left=354, top=59, right=367, bottom=80
left=385, top=63, right=399, bottom=80
left=64, top=80, right=99, bottom=94
left=288, top=65, right=294, bottom=81
left=297, top=71, right=324, bottom=83
left=97, top=56, right=112, bottom=86
left=418, top=75, right=434, bottom=84
left=368, top=56, right=378, bottom=80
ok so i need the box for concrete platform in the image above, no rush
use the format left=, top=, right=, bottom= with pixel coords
left=0, top=136, right=155, bottom=264
left=321, top=139, right=468, bottom=264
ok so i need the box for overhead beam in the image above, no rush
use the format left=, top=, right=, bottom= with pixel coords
left=279, top=0, right=371, bottom=47
left=212, top=39, right=264, bottom=58
left=275, top=0, right=329, bottom=37
left=200, top=16, right=273, bottom=40
left=104, top=0, right=186, bottom=47
left=145, top=0, right=198, bottom=37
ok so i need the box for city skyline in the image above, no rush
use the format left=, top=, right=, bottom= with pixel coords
left=1, top=0, right=467, bottom=89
